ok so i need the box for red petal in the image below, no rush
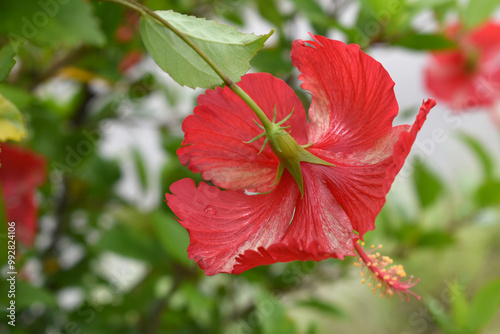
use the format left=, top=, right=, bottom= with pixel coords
left=178, top=73, right=307, bottom=192
left=167, top=164, right=360, bottom=275
left=0, top=144, right=47, bottom=247
left=165, top=177, right=300, bottom=275
left=291, top=36, right=399, bottom=153
left=307, top=99, right=436, bottom=235
left=234, top=163, right=358, bottom=273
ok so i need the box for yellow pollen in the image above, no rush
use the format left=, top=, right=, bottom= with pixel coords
left=371, top=244, right=375, bottom=249
left=384, top=275, right=390, bottom=280
left=379, top=244, right=383, bottom=249
left=361, top=279, right=366, bottom=284
left=368, top=283, right=372, bottom=287
left=377, top=283, right=382, bottom=288
left=360, top=272, right=364, bottom=277
left=361, top=242, right=365, bottom=246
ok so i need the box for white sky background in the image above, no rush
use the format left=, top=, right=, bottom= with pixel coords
left=99, top=1, right=500, bottom=210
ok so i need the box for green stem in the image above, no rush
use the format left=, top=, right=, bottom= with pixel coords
left=227, top=84, right=273, bottom=129
left=94, top=0, right=273, bottom=129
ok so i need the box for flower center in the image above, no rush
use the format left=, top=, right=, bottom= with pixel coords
left=353, top=240, right=420, bottom=301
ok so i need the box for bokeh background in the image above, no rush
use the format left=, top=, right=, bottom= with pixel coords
left=1, top=0, right=500, bottom=333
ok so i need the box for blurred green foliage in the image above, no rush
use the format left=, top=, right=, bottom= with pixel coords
left=0, top=0, right=500, bottom=333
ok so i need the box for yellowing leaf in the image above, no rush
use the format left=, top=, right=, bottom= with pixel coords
left=0, top=93, right=27, bottom=142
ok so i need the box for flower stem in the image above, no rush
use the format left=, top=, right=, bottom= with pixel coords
left=93, top=0, right=273, bottom=129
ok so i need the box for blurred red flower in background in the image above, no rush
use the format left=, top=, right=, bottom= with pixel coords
left=0, top=144, right=47, bottom=247
left=425, top=21, right=500, bottom=111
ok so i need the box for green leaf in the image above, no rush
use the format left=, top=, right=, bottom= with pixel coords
left=16, top=279, right=58, bottom=309
left=151, top=212, right=191, bottom=266
left=0, top=44, right=16, bottom=82
left=426, top=298, right=455, bottom=333
left=466, top=278, right=500, bottom=332
left=0, top=93, right=27, bottom=142
left=295, top=298, right=348, bottom=319
left=459, top=133, right=494, bottom=180
left=463, top=0, right=500, bottom=29
left=475, top=179, right=500, bottom=207
left=289, top=0, right=336, bottom=28
left=179, top=282, right=213, bottom=327
left=257, top=291, right=297, bottom=334
left=418, top=231, right=454, bottom=248
left=355, top=0, right=410, bottom=44
left=0, top=83, right=33, bottom=110
left=132, top=148, right=148, bottom=191
left=140, top=10, right=273, bottom=88
left=407, top=0, right=454, bottom=10
left=450, top=281, right=469, bottom=330
left=256, top=0, right=283, bottom=28
left=0, top=0, right=105, bottom=49
left=94, top=224, right=160, bottom=263
left=251, top=47, right=293, bottom=76
left=413, top=160, right=443, bottom=208
left=393, top=33, right=456, bottom=50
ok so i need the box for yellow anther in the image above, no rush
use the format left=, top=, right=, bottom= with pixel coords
left=371, top=244, right=375, bottom=249
left=360, top=272, right=364, bottom=277
left=361, top=241, right=365, bottom=246
left=379, top=244, right=383, bottom=249
left=377, top=283, right=382, bottom=288
left=389, top=281, right=394, bottom=286
left=392, top=276, right=398, bottom=281
left=384, top=275, right=390, bottom=280
left=368, top=283, right=372, bottom=287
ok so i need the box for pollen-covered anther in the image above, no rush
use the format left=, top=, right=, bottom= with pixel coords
left=353, top=240, right=421, bottom=301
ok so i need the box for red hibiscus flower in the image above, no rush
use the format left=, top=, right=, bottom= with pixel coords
left=425, top=21, right=500, bottom=111
left=166, top=36, right=435, bottom=297
left=0, top=143, right=47, bottom=247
